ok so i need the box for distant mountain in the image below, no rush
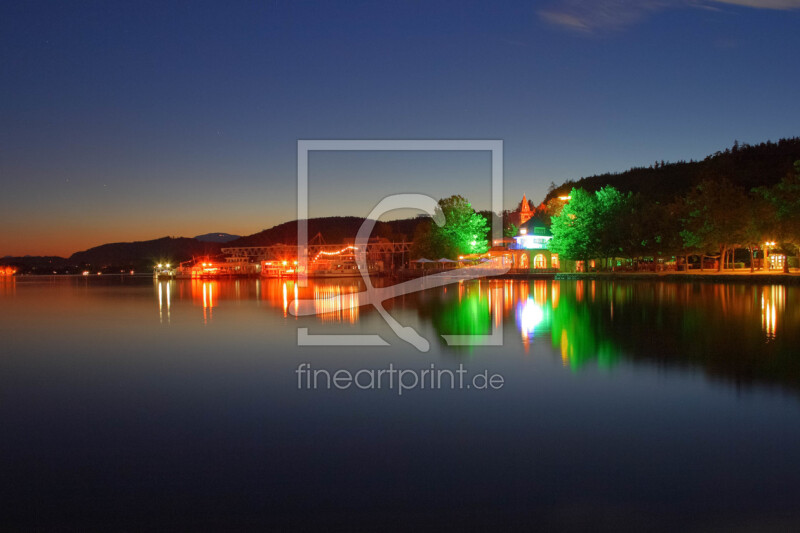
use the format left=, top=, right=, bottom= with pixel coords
left=194, top=232, right=241, bottom=243
left=59, top=217, right=421, bottom=271
left=69, top=237, right=222, bottom=271
left=1, top=218, right=423, bottom=274
left=230, top=216, right=420, bottom=248
left=543, top=137, right=800, bottom=204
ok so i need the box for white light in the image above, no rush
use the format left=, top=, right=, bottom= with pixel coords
left=517, top=298, right=544, bottom=335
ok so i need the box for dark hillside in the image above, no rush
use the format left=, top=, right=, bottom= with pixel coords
left=229, top=216, right=421, bottom=247
left=544, top=138, right=800, bottom=203
left=69, top=237, right=222, bottom=270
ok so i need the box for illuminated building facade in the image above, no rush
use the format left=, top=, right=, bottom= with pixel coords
left=487, top=198, right=568, bottom=271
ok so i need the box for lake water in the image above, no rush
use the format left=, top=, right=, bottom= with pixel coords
left=2, top=276, right=799, bottom=531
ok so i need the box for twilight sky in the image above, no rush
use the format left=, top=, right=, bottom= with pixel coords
left=2, top=0, right=799, bottom=256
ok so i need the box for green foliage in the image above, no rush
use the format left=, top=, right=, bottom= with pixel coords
left=548, top=188, right=600, bottom=262
left=410, top=195, right=489, bottom=259
left=549, top=186, right=636, bottom=262
left=680, top=178, right=748, bottom=257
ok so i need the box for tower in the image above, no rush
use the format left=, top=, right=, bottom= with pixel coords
left=518, top=193, right=533, bottom=226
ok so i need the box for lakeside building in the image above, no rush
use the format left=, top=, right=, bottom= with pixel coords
left=486, top=218, right=565, bottom=272
left=478, top=195, right=579, bottom=273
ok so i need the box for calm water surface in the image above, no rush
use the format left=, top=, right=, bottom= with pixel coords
left=1, top=276, right=800, bottom=531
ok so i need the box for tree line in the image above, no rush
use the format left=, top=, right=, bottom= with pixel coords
left=548, top=161, right=800, bottom=273
left=545, top=138, right=800, bottom=205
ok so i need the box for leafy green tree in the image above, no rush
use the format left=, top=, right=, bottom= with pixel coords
left=410, top=195, right=489, bottom=259
left=594, top=186, right=633, bottom=267
left=549, top=186, right=639, bottom=270
left=549, top=188, right=602, bottom=266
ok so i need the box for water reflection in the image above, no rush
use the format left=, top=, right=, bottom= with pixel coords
left=313, top=284, right=360, bottom=323
left=156, top=281, right=171, bottom=324
left=418, top=279, right=798, bottom=391
left=761, top=285, right=784, bottom=340
left=0, top=276, right=15, bottom=297
left=146, top=278, right=800, bottom=393
left=516, top=298, right=544, bottom=347
left=200, top=281, right=215, bottom=323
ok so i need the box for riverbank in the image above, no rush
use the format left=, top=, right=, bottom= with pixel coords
left=397, top=268, right=800, bottom=284
left=553, top=270, right=800, bottom=285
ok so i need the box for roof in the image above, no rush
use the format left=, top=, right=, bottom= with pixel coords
left=518, top=218, right=552, bottom=237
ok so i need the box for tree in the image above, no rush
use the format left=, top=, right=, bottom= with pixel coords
left=623, top=196, right=683, bottom=265
left=754, top=161, right=800, bottom=272
left=548, top=188, right=602, bottom=266
left=739, top=193, right=772, bottom=272
left=594, top=186, right=633, bottom=267
left=410, top=195, right=489, bottom=259
left=410, top=219, right=437, bottom=259
left=680, top=178, right=749, bottom=271
left=548, top=186, right=639, bottom=270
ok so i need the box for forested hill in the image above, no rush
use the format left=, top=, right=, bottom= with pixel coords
left=229, top=216, right=420, bottom=247
left=69, top=237, right=223, bottom=269
left=544, top=138, right=800, bottom=203
left=2, top=218, right=423, bottom=273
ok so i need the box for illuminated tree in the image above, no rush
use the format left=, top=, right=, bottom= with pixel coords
left=504, top=223, right=518, bottom=238
left=410, top=195, right=489, bottom=259
left=594, top=186, right=633, bottom=266
left=548, top=188, right=601, bottom=266
left=548, top=186, right=634, bottom=268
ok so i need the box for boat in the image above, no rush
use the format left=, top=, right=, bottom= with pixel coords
left=260, top=260, right=298, bottom=278
left=173, top=257, right=257, bottom=279
left=153, top=263, right=176, bottom=280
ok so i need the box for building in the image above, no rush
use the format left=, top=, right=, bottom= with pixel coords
left=481, top=195, right=576, bottom=272
left=508, top=193, right=535, bottom=228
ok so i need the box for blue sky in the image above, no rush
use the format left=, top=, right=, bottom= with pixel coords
left=1, top=0, right=799, bottom=255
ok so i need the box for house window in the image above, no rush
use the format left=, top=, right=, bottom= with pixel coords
left=533, top=254, right=546, bottom=269
left=551, top=254, right=559, bottom=269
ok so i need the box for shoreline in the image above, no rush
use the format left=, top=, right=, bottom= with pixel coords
left=6, top=270, right=800, bottom=286
left=552, top=271, right=800, bottom=285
